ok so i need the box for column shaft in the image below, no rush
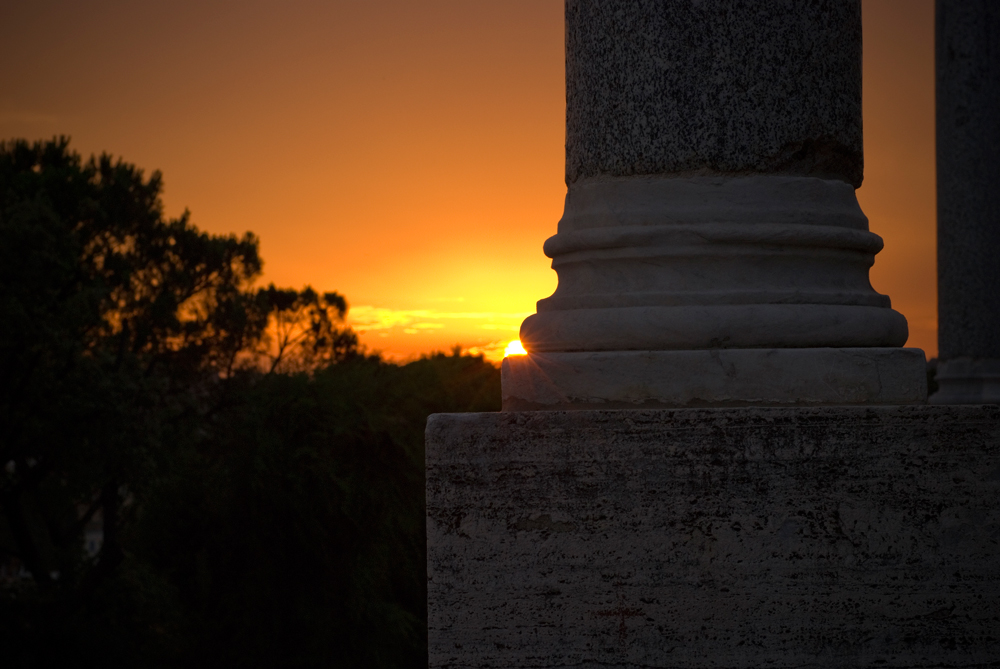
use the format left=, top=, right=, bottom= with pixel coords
left=565, top=0, right=863, bottom=185
left=932, top=0, right=1000, bottom=403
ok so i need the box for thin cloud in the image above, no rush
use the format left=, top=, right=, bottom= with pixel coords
left=347, top=306, right=530, bottom=332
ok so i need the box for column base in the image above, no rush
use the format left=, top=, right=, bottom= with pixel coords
left=930, top=357, right=1000, bottom=404
left=502, top=348, right=927, bottom=410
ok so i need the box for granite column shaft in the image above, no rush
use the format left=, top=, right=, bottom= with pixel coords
left=932, top=0, right=1000, bottom=404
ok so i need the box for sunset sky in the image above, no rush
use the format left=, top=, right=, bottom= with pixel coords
left=1, top=0, right=936, bottom=361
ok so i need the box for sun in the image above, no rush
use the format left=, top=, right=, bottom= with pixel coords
left=504, top=340, right=527, bottom=357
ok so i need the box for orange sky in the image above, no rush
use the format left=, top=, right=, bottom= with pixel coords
left=1, top=0, right=936, bottom=361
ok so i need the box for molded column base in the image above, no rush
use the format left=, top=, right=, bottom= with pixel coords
left=501, top=348, right=927, bottom=410
left=930, top=357, right=1000, bottom=404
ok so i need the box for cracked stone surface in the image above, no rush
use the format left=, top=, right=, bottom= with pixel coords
left=426, top=406, right=1000, bottom=668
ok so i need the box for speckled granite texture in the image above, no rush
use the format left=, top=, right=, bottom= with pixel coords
left=936, top=0, right=1000, bottom=361
left=565, top=0, right=863, bottom=186
left=426, top=406, right=1000, bottom=668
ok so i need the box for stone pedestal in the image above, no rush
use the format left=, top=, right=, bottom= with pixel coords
left=503, top=348, right=927, bottom=411
left=932, top=0, right=1000, bottom=404
left=427, top=407, right=1000, bottom=668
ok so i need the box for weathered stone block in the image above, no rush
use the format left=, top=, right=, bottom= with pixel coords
left=426, top=406, right=1000, bottom=668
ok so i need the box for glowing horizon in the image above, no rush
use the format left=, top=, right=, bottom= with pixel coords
left=345, top=304, right=531, bottom=362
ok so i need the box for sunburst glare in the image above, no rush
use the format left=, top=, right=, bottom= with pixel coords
left=504, top=340, right=527, bottom=357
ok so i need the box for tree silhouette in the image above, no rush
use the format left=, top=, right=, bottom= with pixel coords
left=253, top=285, right=359, bottom=373
left=0, top=137, right=499, bottom=667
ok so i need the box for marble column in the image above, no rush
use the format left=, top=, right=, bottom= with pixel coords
left=502, top=0, right=926, bottom=410
left=931, top=0, right=1000, bottom=404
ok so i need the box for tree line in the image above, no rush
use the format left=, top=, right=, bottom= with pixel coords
left=0, top=138, right=499, bottom=667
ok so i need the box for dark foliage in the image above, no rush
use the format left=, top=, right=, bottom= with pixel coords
left=0, top=138, right=500, bottom=667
